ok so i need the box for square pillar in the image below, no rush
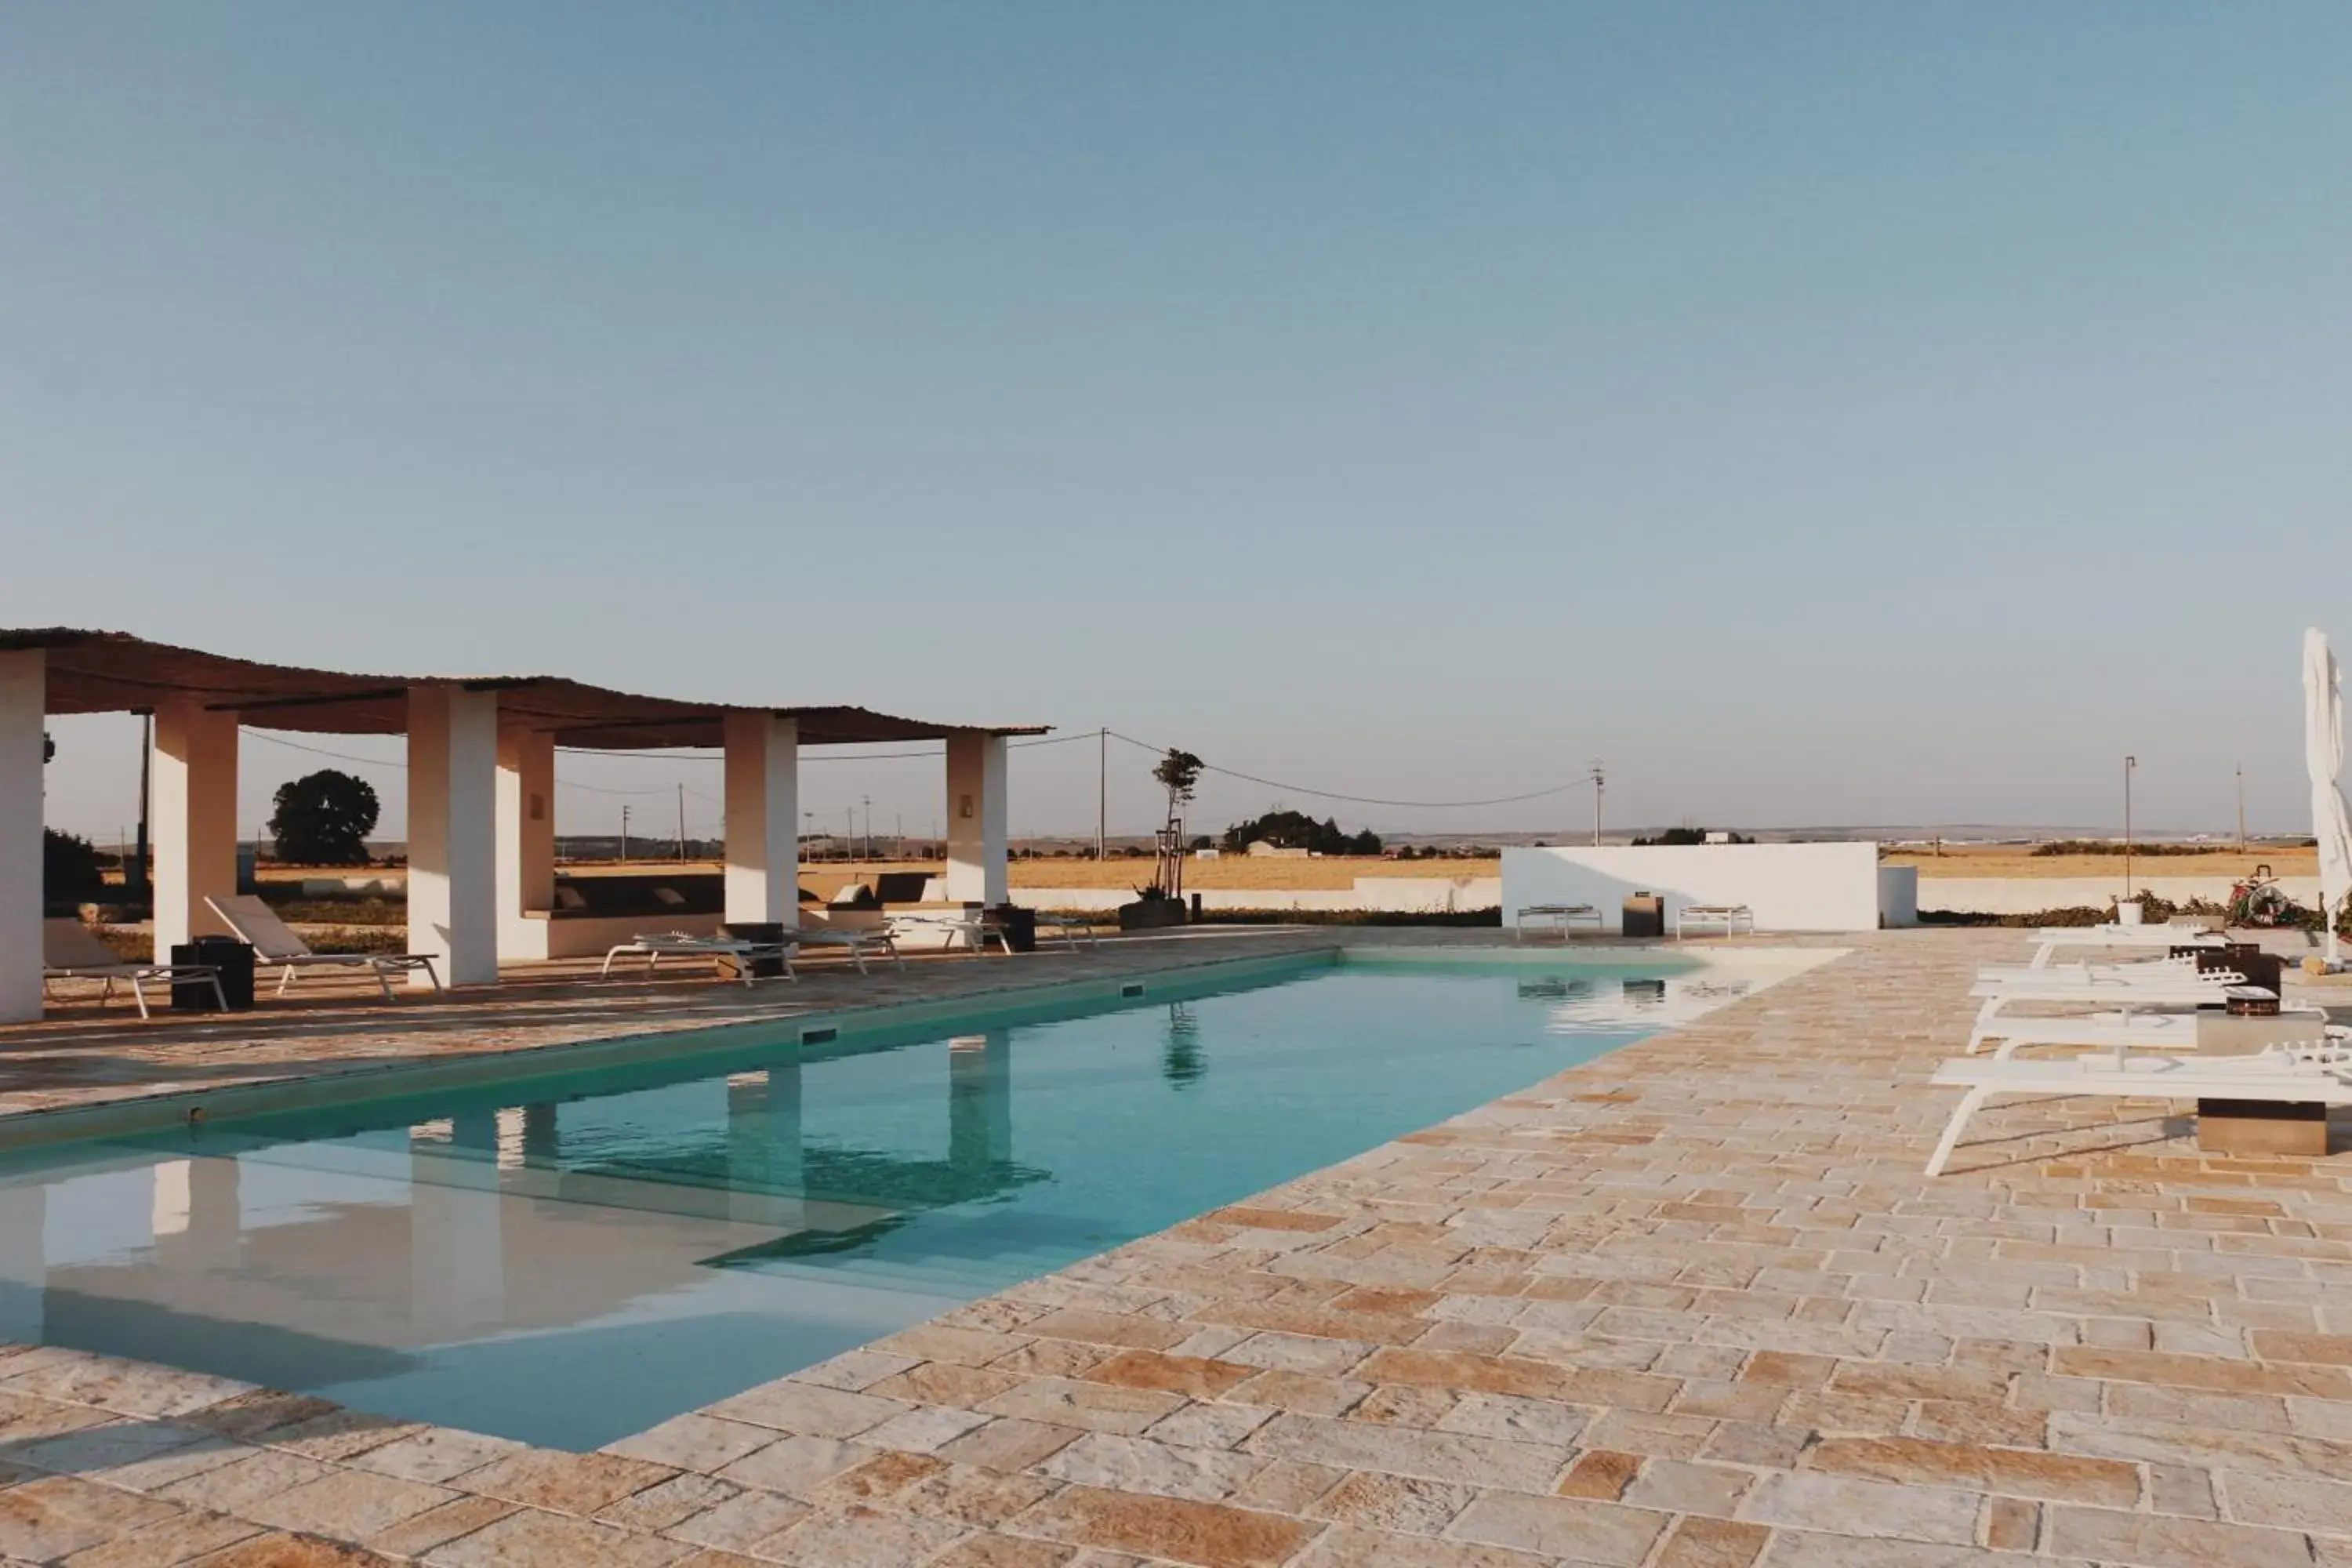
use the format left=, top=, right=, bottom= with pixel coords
left=945, top=732, right=1007, bottom=906
left=408, top=685, right=499, bottom=987
left=495, top=726, right=555, bottom=956
left=724, top=713, right=799, bottom=926
left=0, top=650, right=42, bottom=1023
left=152, top=698, right=240, bottom=963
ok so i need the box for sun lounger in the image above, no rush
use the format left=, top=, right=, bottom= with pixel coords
left=2024, top=924, right=2228, bottom=968
left=205, top=895, right=441, bottom=1000
left=42, top=918, right=226, bottom=1019
left=789, top=927, right=902, bottom=973
left=1033, top=912, right=1101, bottom=949
left=601, top=932, right=793, bottom=985
left=1515, top=905, right=1599, bottom=942
left=1975, top=954, right=2231, bottom=986
left=1966, top=970, right=2263, bottom=1054
left=1926, top=1042, right=2352, bottom=1176
left=890, top=911, right=1010, bottom=955
left=1675, top=905, right=1754, bottom=940
left=1973, top=1004, right=2336, bottom=1060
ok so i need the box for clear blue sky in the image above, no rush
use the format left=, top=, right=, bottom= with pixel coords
left=9, top=3, right=2350, bottom=845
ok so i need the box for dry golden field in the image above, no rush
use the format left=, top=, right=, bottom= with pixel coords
left=1878, top=844, right=2315, bottom=880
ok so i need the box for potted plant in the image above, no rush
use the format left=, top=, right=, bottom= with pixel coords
left=1119, top=884, right=1189, bottom=931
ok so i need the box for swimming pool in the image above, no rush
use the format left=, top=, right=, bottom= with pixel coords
left=0, top=952, right=1766, bottom=1449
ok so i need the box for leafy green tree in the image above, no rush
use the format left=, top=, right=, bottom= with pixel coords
left=269, top=769, right=380, bottom=865
left=1152, top=750, right=1203, bottom=825
left=1220, top=810, right=1382, bottom=856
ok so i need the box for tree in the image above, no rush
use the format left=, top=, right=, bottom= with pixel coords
left=269, top=769, right=380, bottom=864
left=1219, top=810, right=1382, bottom=856
left=1152, top=750, right=1203, bottom=824
left=1631, top=826, right=1752, bottom=846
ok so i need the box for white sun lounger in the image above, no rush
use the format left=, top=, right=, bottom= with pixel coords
left=1515, top=905, right=1599, bottom=942
left=1676, top=905, right=1754, bottom=940
left=790, top=927, right=902, bottom=973
left=601, top=932, right=793, bottom=985
left=891, top=911, right=1011, bottom=955
left=1033, top=912, right=1101, bottom=949
left=1967, top=973, right=2263, bottom=1054
left=1973, top=1005, right=2336, bottom=1060
left=206, top=895, right=442, bottom=1000
left=2024, top=925, right=2229, bottom=968
left=42, top=918, right=226, bottom=1019
left=1974, top=954, right=2233, bottom=987
left=1926, top=1044, right=2352, bottom=1176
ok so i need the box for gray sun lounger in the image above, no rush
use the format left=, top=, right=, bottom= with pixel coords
left=206, top=895, right=442, bottom=1000
left=42, top=918, right=225, bottom=1019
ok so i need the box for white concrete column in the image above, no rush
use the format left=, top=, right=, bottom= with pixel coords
left=0, top=650, right=42, bottom=1023
left=495, top=726, right=555, bottom=956
left=408, top=685, right=499, bottom=986
left=723, top=713, right=799, bottom=926
left=151, top=698, right=240, bottom=963
left=945, top=732, right=1007, bottom=906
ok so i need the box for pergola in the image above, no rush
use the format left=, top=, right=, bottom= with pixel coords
left=0, top=629, right=1045, bottom=1021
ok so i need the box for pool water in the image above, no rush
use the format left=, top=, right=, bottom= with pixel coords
left=0, top=954, right=1746, bottom=1448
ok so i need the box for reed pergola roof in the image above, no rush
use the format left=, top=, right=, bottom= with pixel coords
left=4, top=629, right=1047, bottom=749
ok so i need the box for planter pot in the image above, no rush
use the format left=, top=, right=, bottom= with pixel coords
left=1118, top=899, right=1189, bottom=931
left=2115, top=901, right=2144, bottom=927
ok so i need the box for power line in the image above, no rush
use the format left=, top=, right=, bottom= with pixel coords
left=244, top=722, right=1581, bottom=813
left=1101, top=730, right=1595, bottom=811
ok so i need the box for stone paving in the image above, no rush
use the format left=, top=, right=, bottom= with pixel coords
left=8, top=928, right=2352, bottom=1564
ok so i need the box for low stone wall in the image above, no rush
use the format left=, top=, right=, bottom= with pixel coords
left=1007, top=876, right=1501, bottom=915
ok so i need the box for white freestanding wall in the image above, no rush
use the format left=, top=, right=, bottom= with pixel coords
left=1502, top=844, right=1893, bottom=932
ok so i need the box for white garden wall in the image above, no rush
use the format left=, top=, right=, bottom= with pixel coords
left=1501, top=844, right=1892, bottom=932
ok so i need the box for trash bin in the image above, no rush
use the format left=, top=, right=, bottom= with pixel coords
left=174, top=937, right=255, bottom=1011
left=1621, top=894, right=1665, bottom=939
left=719, top=923, right=793, bottom=980
left=989, top=905, right=1037, bottom=954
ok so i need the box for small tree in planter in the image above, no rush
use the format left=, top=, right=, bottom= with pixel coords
left=1123, top=749, right=1203, bottom=930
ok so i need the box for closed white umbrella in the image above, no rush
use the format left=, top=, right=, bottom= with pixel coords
left=2303, top=627, right=2352, bottom=965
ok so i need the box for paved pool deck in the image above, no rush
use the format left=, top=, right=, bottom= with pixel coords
left=7, top=927, right=2352, bottom=1566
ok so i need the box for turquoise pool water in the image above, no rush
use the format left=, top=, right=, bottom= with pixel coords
left=0, top=954, right=1737, bottom=1448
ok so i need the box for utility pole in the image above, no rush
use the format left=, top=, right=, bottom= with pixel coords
left=2237, top=764, right=2247, bottom=852
left=1590, top=760, right=1606, bottom=847
left=620, top=804, right=631, bottom=863
left=676, top=783, right=686, bottom=861
left=803, top=810, right=815, bottom=866
left=845, top=807, right=855, bottom=866
left=133, top=710, right=151, bottom=895
left=861, top=795, right=872, bottom=862
left=1097, top=727, right=1108, bottom=862
left=2122, top=754, right=2137, bottom=900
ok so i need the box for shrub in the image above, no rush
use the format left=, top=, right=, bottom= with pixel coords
left=43, top=828, right=106, bottom=909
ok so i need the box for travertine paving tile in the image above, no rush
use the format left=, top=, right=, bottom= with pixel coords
left=18, top=930, right=2352, bottom=1563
